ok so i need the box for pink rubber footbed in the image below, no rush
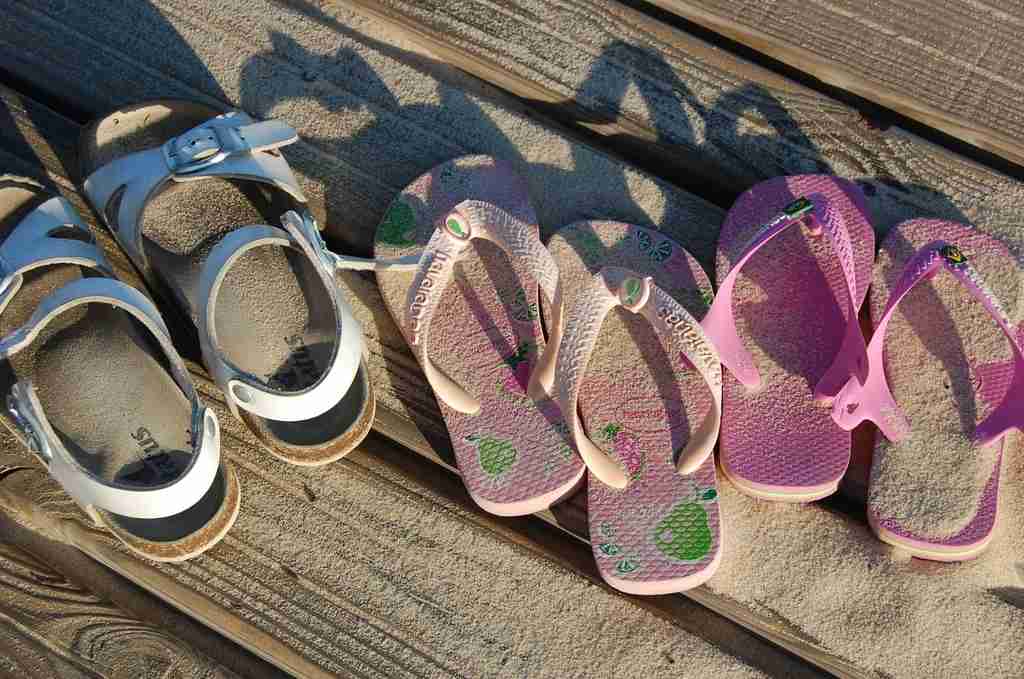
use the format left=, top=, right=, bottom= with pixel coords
left=868, top=220, right=1020, bottom=556
left=716, top=176, right=875, bottom=500
left=548, top=222, right=721, bottom=594
left=374, top=157, right=584, bottom=516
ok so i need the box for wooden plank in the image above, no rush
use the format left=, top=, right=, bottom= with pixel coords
left=0, top=89, right=811, bottom=679
left=2, top=0, right=871, bottom=670
left=636, top=0, right=1024, bottom=169
left=1, top=3, right=1021, bottom=678
left=352, top=0, right=1024, bottom=259
left=0, top=527, right=246, bottom=679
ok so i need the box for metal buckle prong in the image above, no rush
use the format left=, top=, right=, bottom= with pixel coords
left=164, top=124, right=249, bottom=175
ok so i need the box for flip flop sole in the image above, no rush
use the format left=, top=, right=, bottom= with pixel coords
left=716, top=175, right=875, bottom=500
left=867, top=220, right=1019, bottom=560
left=548, top=221, right=722, bottom=593
left=374, top=156, right=584, bottom=516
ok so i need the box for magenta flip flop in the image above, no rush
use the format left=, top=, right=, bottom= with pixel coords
left=374, top=156, right=584, bottom=516
left=832, top=221, right=1023, bottom=560
left=548, top=222, right=723, bottom=594
left=703, top=176, right=875, bottom=501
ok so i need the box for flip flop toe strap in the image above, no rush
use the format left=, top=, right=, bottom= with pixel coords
left=832, top=241, right=1024, bottom=444
left=403, top=199, right=563, bottom=415
left=555, top=267, right=722, bottom=489
left=702, top=194, right=867, bottom=399
left=196, top=211, right=363, bottom=423
left=0, top=278, right=219, bottom=521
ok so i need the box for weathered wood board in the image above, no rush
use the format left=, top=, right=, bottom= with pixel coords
left=0, top=89, right=807, bottom=678
left=0, top=524, right=247, bottom=679
left=360, top=0, right=1024, bottom=259
left=639, top=0, right=1024, bottom=169
left=1, top=1, right=1023, bottom=678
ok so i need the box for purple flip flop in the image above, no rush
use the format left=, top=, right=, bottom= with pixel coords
left=832, top=220, right=1023, bottom=560
left=704, top=176, right=875, bottom=501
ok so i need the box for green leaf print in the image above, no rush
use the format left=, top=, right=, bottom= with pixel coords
left=622, top=278, right=643, bottom=306
left=378, top=200, right=417, bottom=246
left=598, top=542, right=622, bottom=557
left=616, top=558, right=640, bottom=574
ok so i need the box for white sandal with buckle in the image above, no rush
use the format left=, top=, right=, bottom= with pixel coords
left=80, top=100, right=377, bottom=465
left=0, top=177, right=239, bottom=561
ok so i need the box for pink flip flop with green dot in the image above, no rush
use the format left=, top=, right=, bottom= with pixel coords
left=374, top=156, right=584, bottom=516
left=549, top=221, right=723, bottom=594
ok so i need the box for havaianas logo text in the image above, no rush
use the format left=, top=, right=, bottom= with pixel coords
left=409, top=250, right=451, bottom=345
left=656, top=305, right=718, bottom=385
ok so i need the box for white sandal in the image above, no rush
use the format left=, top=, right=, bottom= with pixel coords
left=80, top=100, right=374, bottom=465
left=0, top=177, right=239, bottom=561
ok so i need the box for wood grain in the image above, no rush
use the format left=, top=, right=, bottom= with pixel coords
left=639, top=0, right=1024, bottom=168
left=0, top=2, right=1021, bottom=678
left=0, top=529, right=242, bottom=679
left=351, top=0, right=1024, bottom=259
left=0, top=87, right=815, bottom=678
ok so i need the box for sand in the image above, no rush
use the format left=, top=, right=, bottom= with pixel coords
left=5, top=0, right=1024, bottom=676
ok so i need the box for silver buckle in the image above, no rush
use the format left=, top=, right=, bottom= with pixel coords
left=6, top=388, right=51, bottom=463
left=163, top=120, right=247, bottom=175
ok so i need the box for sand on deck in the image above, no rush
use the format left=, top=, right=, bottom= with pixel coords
left=1, top=0, right=1022, bottom=676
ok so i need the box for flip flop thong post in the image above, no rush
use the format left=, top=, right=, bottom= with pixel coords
left=833, top=221, right=1023, bottom=561
left=549, top=221, right=723, bottom=594
left=0, top=177, right=239, bottom=562
left=705, top=176, right=875, bottom=502
left=79, top=101, right=373, bottom=466
left=374, top=156, right=584, bottom=516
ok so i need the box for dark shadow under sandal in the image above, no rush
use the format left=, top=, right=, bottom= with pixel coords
left=0, top=177, right=239, bottom=561
left=80, top=101, right=373, bottom=466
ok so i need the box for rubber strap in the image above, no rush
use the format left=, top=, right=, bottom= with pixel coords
left=82, top=111, right=305, bottom=276
left=831, top=241, right=1024, bottom=444
left=0, top=277, right=220, bottom=520
left=0, top=196, right=111, bottom=314
left=196, top=211, right=362, bottom=422
left=555, top=267, right=722, bottom=489
left=403, top=199, right=563, bottom=414
left=702, top=194, right=867, bottom=399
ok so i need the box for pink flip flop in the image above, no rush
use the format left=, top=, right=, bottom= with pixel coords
left=548, top=222, right=723, bottom=594
left=833, top=221, right=1023, bottom=560
left=704, top=176, right=875, bottom=501
left=374, top=157, right=584, bottom=516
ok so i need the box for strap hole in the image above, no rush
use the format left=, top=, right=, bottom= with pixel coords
left=232, top=384, right=252, bottom=403
left=204, top=411, right=218, bottom=441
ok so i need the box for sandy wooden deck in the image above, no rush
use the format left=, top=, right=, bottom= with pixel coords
left=0, top=1, right=1021, bottom=677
